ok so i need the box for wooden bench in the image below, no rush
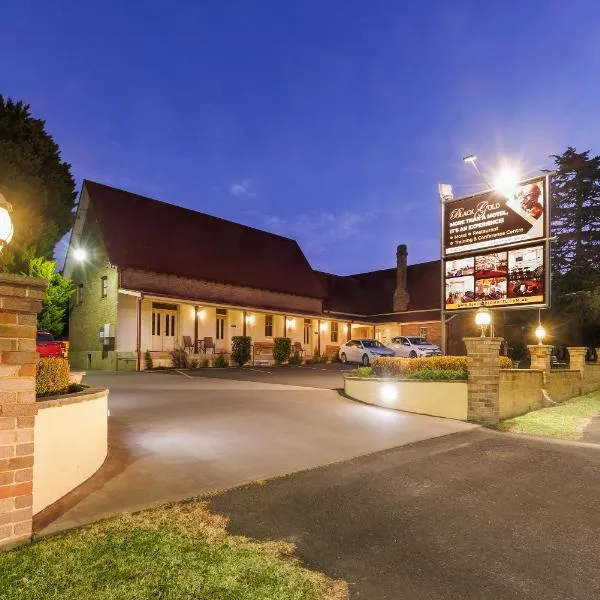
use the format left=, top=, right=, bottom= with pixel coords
left=323, top=345, right=340, bottom=361
left=253, top=341, right=274, bottom=365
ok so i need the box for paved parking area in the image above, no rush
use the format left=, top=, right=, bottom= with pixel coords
left=209, top=430, right=600, bottom=600
left=38, top=370, right=475, bottom=535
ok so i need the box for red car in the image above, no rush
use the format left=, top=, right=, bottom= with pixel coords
left=36, top=331, right=67, bottom=358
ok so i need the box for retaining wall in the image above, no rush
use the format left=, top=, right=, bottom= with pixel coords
left=33, top=388, right=108, bottom=515
left=499, top=370, right=544, bottom=419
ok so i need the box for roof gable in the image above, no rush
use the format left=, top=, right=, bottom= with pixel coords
left=82, top=181, right=325, bottom=299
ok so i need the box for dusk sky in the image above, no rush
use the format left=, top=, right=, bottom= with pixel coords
left=3, top=1, right=600, bottom=274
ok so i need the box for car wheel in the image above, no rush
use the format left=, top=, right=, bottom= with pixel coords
left=409, top=351, right=417, bottom=358
left=362, top=354, right=370, bottom=367
left=340, top=353, right=347, bottom=364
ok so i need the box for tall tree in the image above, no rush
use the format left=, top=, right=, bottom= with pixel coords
left=0, top=96, right=76, bottom=270
left=550, top=147, right=600, bottom=345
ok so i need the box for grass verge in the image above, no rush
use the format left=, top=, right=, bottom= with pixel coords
left=494, top=390, right=600, bottom=439
left=1, top=502, right=347, bottom=600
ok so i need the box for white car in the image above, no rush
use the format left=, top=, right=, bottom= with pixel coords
left=388, top=336, right=442, bottom=358
left=339, top=338, right=396, bottom=366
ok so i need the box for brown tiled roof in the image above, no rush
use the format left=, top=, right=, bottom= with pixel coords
left=83, top=181, right=326, bottom=299
left=319, top=260, right=441, bottom=317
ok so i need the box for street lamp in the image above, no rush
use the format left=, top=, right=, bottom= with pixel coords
left=0, top=194, right=14, bottom=251
left=535, top=324, right=546, bottom=345
left=475, top=305, right=492, bottom=337
left=493, top=167, right=519, bottom=199
left=73, top=248, right=87, bottom=261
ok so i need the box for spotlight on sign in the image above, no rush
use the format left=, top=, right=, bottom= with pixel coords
left=493, top=167, right=519, bottom=199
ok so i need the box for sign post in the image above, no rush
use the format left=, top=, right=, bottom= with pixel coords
left=440, top=175, right=551, bottom=352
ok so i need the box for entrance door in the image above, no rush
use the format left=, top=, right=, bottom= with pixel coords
left=151, top=303, right=178, bottom=351
left=303, top=319, right=312, bottom=350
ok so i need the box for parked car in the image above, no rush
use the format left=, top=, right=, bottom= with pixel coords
left=339, top=338, right=396, bottom=366
left=388, top=336, right=442, bottom=358
left=36, top=331, right=67, bottom=358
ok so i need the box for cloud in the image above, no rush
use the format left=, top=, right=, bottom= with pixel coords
left=230, top=179, right=258, bottom=198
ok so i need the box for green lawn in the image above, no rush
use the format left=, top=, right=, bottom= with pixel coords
left=495, top=390, right=600, bottom=439
left=1, top=502, right=347, bottom=600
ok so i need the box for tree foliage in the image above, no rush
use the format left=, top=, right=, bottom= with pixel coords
left=550, top=147, right=600, bottom=344
left=0, top=96, right=76, bottom=270
left=25, top=255, right=74, bottom=338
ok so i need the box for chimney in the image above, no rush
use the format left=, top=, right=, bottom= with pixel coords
left=393, top=244, right=410, bottom=312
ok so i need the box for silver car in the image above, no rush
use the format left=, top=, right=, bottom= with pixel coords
left=388, top=336, right=442, bottom=358
left=339, top=338, right=396, bottom=366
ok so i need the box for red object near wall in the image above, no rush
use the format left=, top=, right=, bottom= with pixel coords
left=36, top=331, right=66, bottom=358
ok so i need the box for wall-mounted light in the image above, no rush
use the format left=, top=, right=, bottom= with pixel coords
left=286, top=318, right=296, bottom=330
left=197, top=308, right=207, bottom=321
left=320, top=321, right=328, bottom=332
left=73, top=248, right=87, bottom=261
left=474, top=305, right=491, bottom=337
left=245, top=314, right=255, bottom=326
left=0, top=194, right=14, bottom=251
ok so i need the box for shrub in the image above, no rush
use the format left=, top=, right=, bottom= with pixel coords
left=288, top=352, right=303, bottom=365
left=200, top=358, right=210, bottom=368
left=407, top=368, right=467, bottom=381
left=170, top=347, right=189, bottom=369
left=353, top=366, right=374, bottom=378
left=498, top=356, right=513, bottom=369
left=273, top=337, right=292, bottom=364
left=231, top=336, right=251, bottom=366
left=36, top=357, right=70, bottom=397
left=213, top=352, right=229, bottom=368
left=144, top=350, right=153, bottom=370
left=372, top=356, right=468, bottom=377
left=189, top=358, right=199, bottom=369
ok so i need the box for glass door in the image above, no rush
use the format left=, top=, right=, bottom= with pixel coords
left=151, top=303, right=178, bottom=351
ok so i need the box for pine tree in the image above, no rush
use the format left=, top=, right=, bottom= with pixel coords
left=550, top=147, right=600, bottom=345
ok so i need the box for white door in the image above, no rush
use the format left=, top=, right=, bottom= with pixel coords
left=151, top=308, right=178, bottom=351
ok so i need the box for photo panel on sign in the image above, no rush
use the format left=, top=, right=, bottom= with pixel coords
left=445, top=257, right=474, bottom=278
left=475, top=277, right=507, bottom=301
left=474, top=252, right=507, bottom=279
left=445, top=275, right=474, bottom=309
left=507, top=245, right=545, bottom=300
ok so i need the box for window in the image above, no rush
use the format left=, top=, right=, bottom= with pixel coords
left=166, top=314, right=176, bottom=337
left=419, top=327, right=428, bottom=339
left=77, top=284, right=84, bottom=304
left=303, top=319, right=311, bottom=345
left=216, top=308, right=227, bottom=340
left=152, top=312, right=160, bottom=336
left=101, top=276, right=108, bottom=298
left=330, top=322, right=339, bottom=343
left=265, top=314, right=273, bottom=337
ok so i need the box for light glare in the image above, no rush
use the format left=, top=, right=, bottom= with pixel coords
left=493, top=167, right=519, bottom=199
left=73, top=248, right=87, bottom=261
left=380, top=383, right=398, bottom=403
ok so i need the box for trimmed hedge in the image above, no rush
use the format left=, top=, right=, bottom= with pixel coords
left=273, top=337, right=292, bottom=364
left=36, top=357, right=70, bottom=397
left=372, top=355, right=513, bottom=378
left=406, top=368, right=467, bottom=381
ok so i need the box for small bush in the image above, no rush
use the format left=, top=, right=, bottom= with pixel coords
left=144, top=350, right=153, bottom=370
left=231, top=336, right=251, bottom=366
left=200, top=358, right=210, bottom=368
left=189, top=358, right=199, bottom=369
left=36, top=357, right=70, bottom=397
left=213, top=353, right=229, bottom=368
left=353, top=366, right=374, bottom=378
left=288, top=352, right=303, bottom=365
left=498, top=356, right=513, bottom=369
left=170, top=347, right=190, bottom=369
left=372, top=356, right=468, bottom=377
left=273, top=337, right=292, bottom=364
left=407, top=368, right=467, bottom=381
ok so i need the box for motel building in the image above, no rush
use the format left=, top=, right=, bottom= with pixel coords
left=64, top=181, right=471, bottom=371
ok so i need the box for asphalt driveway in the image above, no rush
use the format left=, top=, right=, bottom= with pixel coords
left=209, top=430, right=600, bottom=600
left=37, top=368, right=475, bottom=535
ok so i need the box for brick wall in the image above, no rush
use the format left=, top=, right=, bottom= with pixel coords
left=121, top=268, right=324, bottom=315
left=583, top=364, right=600, bottom=394
left=546, top=370, right=582, bottom=403
left=400, top=321, right=442, bottom=346
left=499, top=370, right=544, bottom=419
left=0, top=274, right=46, bottom=548
left=68, top=220, right=119, bottom=370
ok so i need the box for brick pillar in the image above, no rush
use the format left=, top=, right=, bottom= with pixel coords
left=464, top=337, right=503, bottom=425
left=0, top=274, right=46, bottom=549
left=568, top=347, right=587, bottom=373
left=528, top=344, right=553, bottom=372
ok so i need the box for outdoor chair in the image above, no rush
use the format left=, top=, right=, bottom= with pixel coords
left=182, top=335, right=195, bottom=353
left=204, top=337, right=216, bottom=354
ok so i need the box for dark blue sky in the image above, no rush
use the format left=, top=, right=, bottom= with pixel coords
left=3, top=1, right=599, bottom=274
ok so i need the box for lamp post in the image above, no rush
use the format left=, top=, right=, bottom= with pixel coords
left=475, top=305, right=492, bottom=337
left=0, top=194, right=14, bottom=252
